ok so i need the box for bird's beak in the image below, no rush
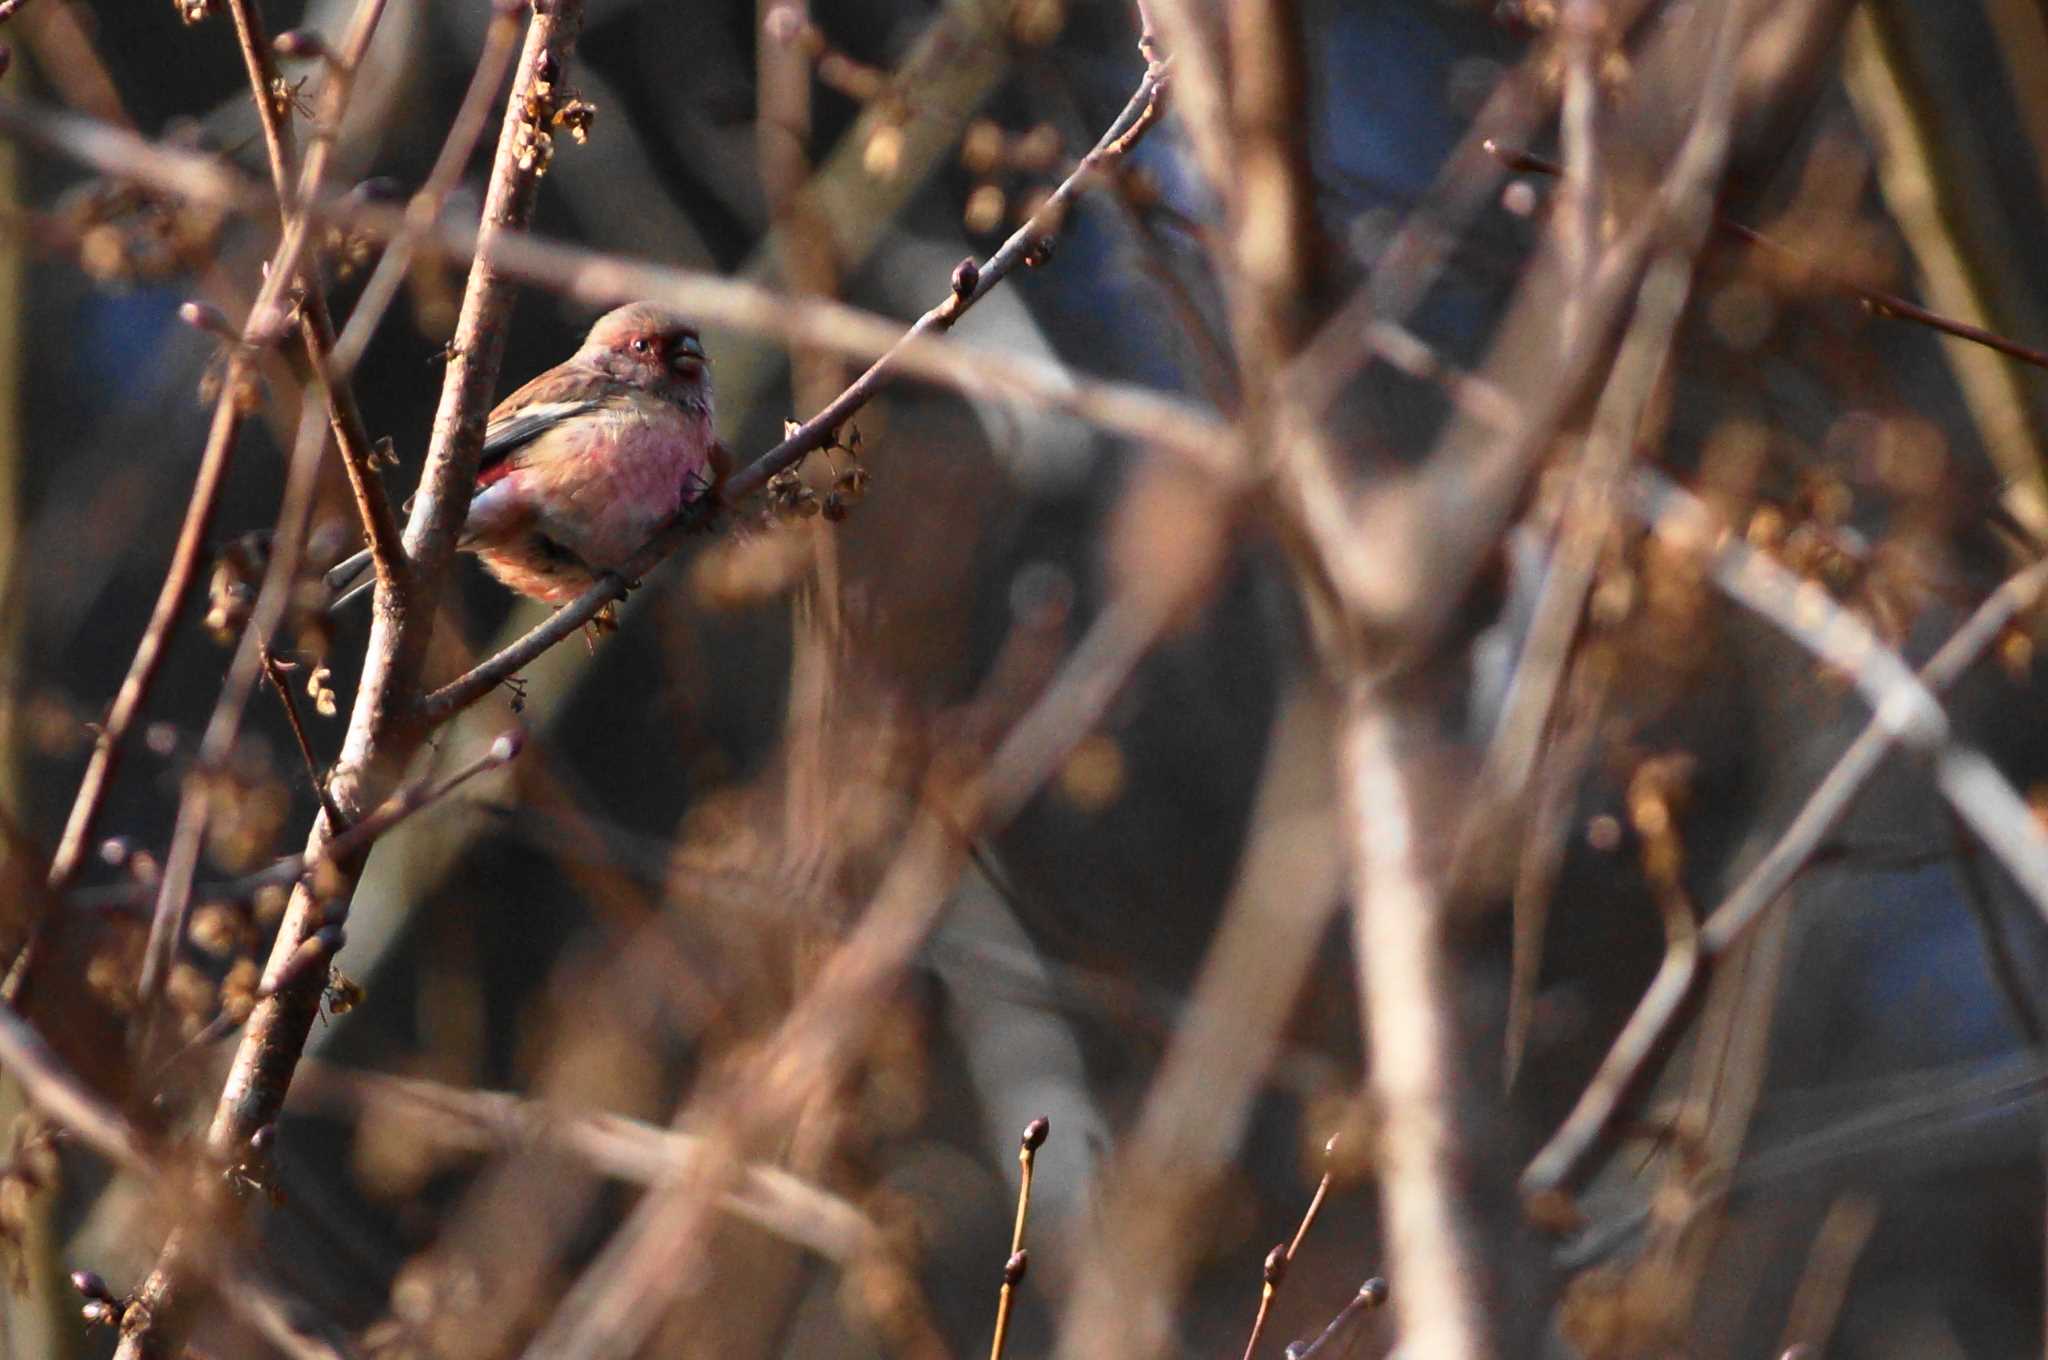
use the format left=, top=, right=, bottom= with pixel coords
left=672, top=334, right=707, bottom=369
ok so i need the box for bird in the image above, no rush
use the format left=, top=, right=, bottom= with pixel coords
left=327, top=301, right=727, bottom=610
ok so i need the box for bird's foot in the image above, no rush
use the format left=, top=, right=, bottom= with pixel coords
left=676, top=483, right=722, bottom=536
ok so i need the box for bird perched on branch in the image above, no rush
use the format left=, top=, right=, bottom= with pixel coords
left=328, top=301, right=727, bottom=609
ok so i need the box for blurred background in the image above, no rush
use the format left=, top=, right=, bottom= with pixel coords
left=4, top=0, right=2048, bottom=1357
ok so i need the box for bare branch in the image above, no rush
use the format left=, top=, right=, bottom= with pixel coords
left=521, top=587, right=1178, bottom=1360
left=285, top=1062, right=879, bottom=1263
left=328, top=0, right=525, bottom=375
left=110, top=7, right=586, bottom=1356
left=417, top=60, right=1184, bottom=721
left=1523, top=477, right=2048, bottom=1196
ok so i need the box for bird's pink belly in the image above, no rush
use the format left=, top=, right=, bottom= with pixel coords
left=469, top=415, right=707, bottom=603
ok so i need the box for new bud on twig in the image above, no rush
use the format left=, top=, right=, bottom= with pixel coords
left=1021, top=1115, right=1049, bottom=1151
left=489, top=729, right=525, bottom=764
left=1003, top=1250, right=1029, bottom=1286
left=1358, top=1278, right=1389, bottom=1308
left=69, top=1270, right=114, bottom=1304
left=951, top=257, right=980, bottom=299
left=271, top=28, right=334, bottom=63
left=762, top=4, right=804, bottom=43
left=1262, top=1243, right=1289, bottom=1287
left=177, top=300, right=236, bottom=340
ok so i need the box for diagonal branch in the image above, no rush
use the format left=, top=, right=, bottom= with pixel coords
left=1523, top=477, right=2048, bottom=1196
left=137, top=0, right=395, bottom=1034
left=110, top=8, right=586, bottom=1358
left=416, top=60, right=1176, bottom=720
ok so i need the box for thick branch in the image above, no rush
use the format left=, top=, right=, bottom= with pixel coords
left=110, top=8, right=584, bottom=1357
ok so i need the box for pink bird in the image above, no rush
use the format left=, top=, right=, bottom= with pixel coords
left=328, top=301, right=726, bottom=607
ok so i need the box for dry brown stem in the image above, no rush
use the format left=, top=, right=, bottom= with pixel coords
left=108, top=6, right=586, bottom=1356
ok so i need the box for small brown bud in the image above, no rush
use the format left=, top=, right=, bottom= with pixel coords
left=950, top=257, right=980, bottom=299
left=271, top=29, right=332, bottom=61
left=69, top=1270, right=113, bottom=1303
left=1262, top=1243, right=1289, bottom=1286
left=1021, top=1116, right=1049, bottom=1150
left=1003, top=1250, right=1028, bottom=1286
left=177, top=300, right=235, bottom=338
left=1359, top=1277, right=1389, bottom=1307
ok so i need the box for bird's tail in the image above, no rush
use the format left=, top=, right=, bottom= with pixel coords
left=326, top=547, right=375, bottom=611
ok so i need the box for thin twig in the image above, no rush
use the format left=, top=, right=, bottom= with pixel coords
left=228, top=729, right=520, bottom=897
left=415, top=59, right=1183, bottom=722
left=989, top=1116, right=1048, bottom=1360
left=0, top=1007, right=151, bottom=1170
left=1523, top=489, right=2048, bottom=1196
left=260, top=647, right=346, bottom=832
left=0, top=96, right=1230, bottom=481
left=1561, top=1054, right=2048, bottom=1271
left=1321, top=310, right=2048, bottom=1203
left=68, top=730, right=521, bottom=914
left=283, top=1061, right=877, bottom=1262
left=0, top=1009, right=362, bottom=1360
left=224, top=0, right=410, bottom=604
left=139, top=0, right=390, bottom=1178
left=27, top=0, right=391, bottom=1001
left=1486, top=141, right=2048, bottom=377
left=39, top=387, right=243, bottom=894
left=1241, top=1133, right=1340, bottom=1360
left=518, top=591, right=1175, bottom=1360
left=111, top=8, right=586, bottom=1357
left=1287, top=1278, right=1391, bottom=1360
left=328, top=0, right=525, bottom=375
left=1947, top=810, right=2048, bottom=1046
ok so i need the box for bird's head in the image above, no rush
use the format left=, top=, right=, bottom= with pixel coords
left=580, top=302, right=711, bottom=409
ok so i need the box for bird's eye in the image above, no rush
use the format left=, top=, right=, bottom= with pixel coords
left=631, top=338, right=652, bottom=355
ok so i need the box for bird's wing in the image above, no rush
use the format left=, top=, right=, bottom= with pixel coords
left=476, top=399, right=604, bottom=489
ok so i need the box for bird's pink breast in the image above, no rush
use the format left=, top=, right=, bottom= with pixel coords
left=466, top=397, right=716, bottom=604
